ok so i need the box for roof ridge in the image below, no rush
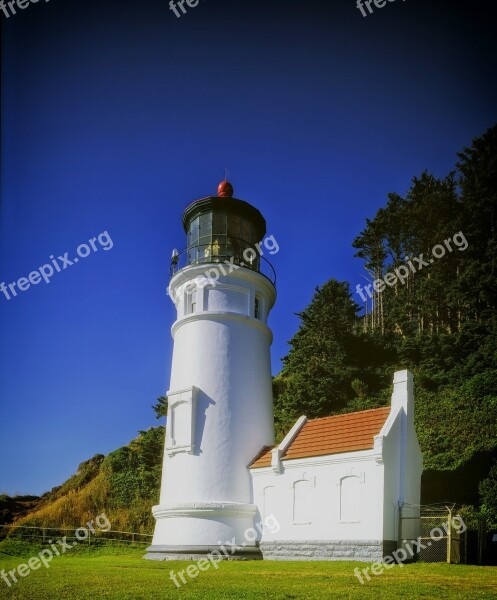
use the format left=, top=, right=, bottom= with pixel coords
left=307, top=406, right=390, bottom=423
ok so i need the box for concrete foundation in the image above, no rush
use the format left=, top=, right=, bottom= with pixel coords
left=259, top=540, right=398, bottom=562
left=144, top=544, right=262, bottom=561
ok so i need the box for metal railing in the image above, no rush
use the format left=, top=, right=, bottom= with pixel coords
left=0, top=525, right=153, bottom=546
left=170, top=242, right=276, bottom=286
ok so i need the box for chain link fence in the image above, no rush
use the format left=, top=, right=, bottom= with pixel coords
left=399, top=503, right=466, bottom=563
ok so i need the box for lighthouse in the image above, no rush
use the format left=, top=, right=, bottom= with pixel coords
left=145, top=180, right=277, bottom=560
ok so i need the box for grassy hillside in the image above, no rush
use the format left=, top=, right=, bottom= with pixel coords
left=4, top=427, right=164, bottom=533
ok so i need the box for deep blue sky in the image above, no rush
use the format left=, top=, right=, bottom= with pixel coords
left=1, top=0, right=496, bottom=495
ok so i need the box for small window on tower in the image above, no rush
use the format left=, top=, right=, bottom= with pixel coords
left=166, top=387, right=198, bottom=456
left=254, top=296, right=260, bottom=320
left=188, top=290, right=197, bottom=314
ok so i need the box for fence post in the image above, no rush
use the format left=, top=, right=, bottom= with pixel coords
left=398, top=502, right=403, bottom=551
left=447, top=508, right=452, bottom=564
left=88, top=530, right=91, bottom=546
left=42, top=528, right=46, bottom=544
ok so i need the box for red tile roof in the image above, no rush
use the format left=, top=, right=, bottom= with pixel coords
left=249, top=407, right=390, bottom=468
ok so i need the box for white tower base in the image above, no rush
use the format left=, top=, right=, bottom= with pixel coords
left=144, top=502, right=262, bottom=560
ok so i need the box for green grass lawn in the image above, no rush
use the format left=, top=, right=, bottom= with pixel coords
left=0, top=542, right=496, bottom=599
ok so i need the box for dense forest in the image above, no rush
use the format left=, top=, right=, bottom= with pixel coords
left=273, top=125, right=497, bottom=527
left=275, top=126, right=496, bottom=421
left=3, top=126, right=496, bottom=533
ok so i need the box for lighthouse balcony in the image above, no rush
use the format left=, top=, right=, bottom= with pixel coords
left=170, top=240, right=276, bottom=286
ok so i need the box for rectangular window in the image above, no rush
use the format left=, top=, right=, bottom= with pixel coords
left=254, top=297, right=260, bottom=319
left=187, top=289, right=197, bottom=314
left=228, top=213, right=240, bottom=239
left=166, top=387, right=198, bottom=456
left=241, top=219, right=252, bottom=243
left=293, top=480, right=312, bottom=524
left=199, top=213, right=212, bottom=238
left=188, top=246, right=199, bottom=265
left=188, top=216, right=199, bottom=245
left=212, top=211, right=227, bottom=235
left=340, top=476, right=361, bottom=523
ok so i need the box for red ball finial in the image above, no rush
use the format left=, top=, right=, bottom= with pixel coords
left=217, top=180, right=234, bottom=198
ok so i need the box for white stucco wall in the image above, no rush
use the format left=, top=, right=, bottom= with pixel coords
left=251, top=450, right=385, bottom=542
left=381, top=370, right=423, bottom=542
left=379, top=408, right=402, bottom=542
left=151, top=265, right=277, bottom=548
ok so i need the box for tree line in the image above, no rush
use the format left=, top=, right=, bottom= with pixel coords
left=273, top=126, right=497, bottom=527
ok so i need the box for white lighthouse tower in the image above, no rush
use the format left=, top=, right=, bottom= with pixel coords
left=145, top=180, right=276, bottom=560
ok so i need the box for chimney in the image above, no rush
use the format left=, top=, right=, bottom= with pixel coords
left=391, top=369, right=414, bottom=505
left=391, top=369, right=414, bottom=422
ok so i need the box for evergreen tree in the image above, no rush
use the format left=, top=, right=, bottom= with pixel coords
left=273, top=279, right=393, bottom=436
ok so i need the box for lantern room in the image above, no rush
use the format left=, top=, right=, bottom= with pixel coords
left=181, top=181, right=267, bottom=273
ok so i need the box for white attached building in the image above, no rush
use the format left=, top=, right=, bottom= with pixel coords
left=249, top=370, right=423, bottom=561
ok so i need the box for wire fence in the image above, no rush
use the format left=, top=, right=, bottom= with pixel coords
left=399, top=503, right=466, bottom=563
left=0, top=525, right=153, bottom=546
